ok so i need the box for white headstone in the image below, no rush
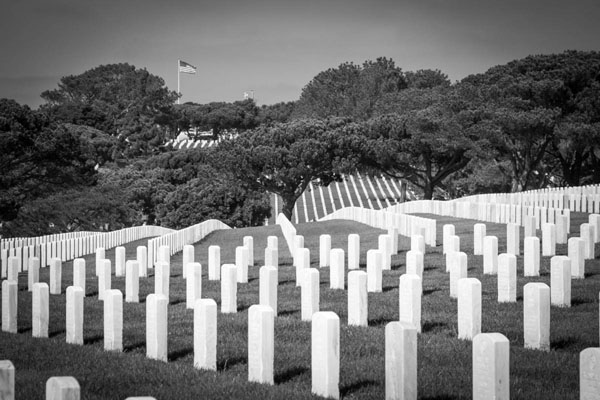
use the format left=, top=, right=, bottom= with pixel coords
left=385, top=321, right=417, bottom=400
left=236, top=246, right=249, bottom=283
left=483, top=236, right=498, bottom=275
left=388, top=227, right=399, bottom=254
left=104, top=289, right=123, bottom=352
left=194, top=298, right=217, bottom=371
left=146, top=293, right=168, bottom=362
left=186, top=262, right=202, bottom=309
left=208, top=245, right=221, bottom=280
left=154, top=261, right=170, bottom=302
left=7, top=257, right=18, bottom=283
left=497, top=253, right=516, bottom=303
left=405, top=250, right=424, bottom=279
left=449, top=252, right=468, bottom=299
left=0, top=360, right=14, bottom=400
left=28, top=256, right=40, bottom=292
left=523, top=282, right=550, bottom=351
left=524, top=237, right=540, bottom=277
left=472, top=333, right=510, bottom=400
left=259, top=264, right=279, bottom=315
left=556, top=215, right=568, bottom=245
left=379, top=234, right=392, bottom=270
left=66, top=286, right=84, bottom=345
left=399, top=274, right=422, bottom=333
left=248, top=304, right=274, bottom=385
left=311, top=311, right=340, bottom=399
left=32, top=282, right=49, bottom=338
left=458, top=278, right=481, bottom=340
left=46, top=376, right=80, bottom=400
left=264, top=246, right=278, bottom=269
left=411, top=235, right=425, bottom=254
left=347, top=234, right=360, bottom=270
left=580, top=347, right=600, bottom=399
left=98, top=259, right=111, bottom=301
left=296, top=248, right=310, bottom=287
left=73, top=258, right=86, bottom=296
left=506, top=223, right=520, bottom=256
left=348, top=271, right=368, bottom=327
left=95, top=247, right=105, bottom=276
left=320, top=234, right=331, bottom=268
left=568, top=237, right=586, bottom=279
left=367, top=249, right=382, bottom=293
left=221, top=264, right=237, bottom=313
left=443, top=224, right=456, bottom=254
left=182, top=244, right=194, bottom=279
left=115, top=246, right=126, bottom=277
left=581, top=223, right=596, bottom=260
left=330, top=249, right=345, bottom=289
left=474, top=223, right=486, bottom=256
left=267, top=236, right=278, bottom=250
left=158, top=245, right=170, bottom=265
left=293, top=235, right=304, bottom=268
left=550, top=256, right=571, bottom=307
left=542, top=223, right=556, bottom=257
left=1, top=280, right=17, bottom=333
left=50, top=258, right=62, bottom=295
left=137, top=246, right=148, bottom=278
left=302, top=268, right=320, bottom=321
left=243, top=236, right=254, bottom=267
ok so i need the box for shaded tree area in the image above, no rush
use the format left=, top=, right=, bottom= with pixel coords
left=174, top=99, right=259, bottom=138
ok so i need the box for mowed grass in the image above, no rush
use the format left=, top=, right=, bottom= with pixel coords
left=1, top=214, right=599, bottom=399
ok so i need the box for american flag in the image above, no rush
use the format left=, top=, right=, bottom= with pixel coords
left=179, top=60, right=196, bottom=74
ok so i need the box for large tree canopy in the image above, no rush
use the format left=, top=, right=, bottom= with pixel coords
left=40, top=63, right=178, bottom=157
left=175, top=99, right=259, bottom=138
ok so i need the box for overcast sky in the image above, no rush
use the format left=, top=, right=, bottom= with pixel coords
left=2, top=0, right=599, bottom=108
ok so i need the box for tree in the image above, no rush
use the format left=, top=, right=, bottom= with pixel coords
left=258, top=101, right=296, bottom=124
left=365, top=86, right=480, bottom=199
left=40, top=63, right=179, bottom=156
left=221, top=118, right=365, bottom=219
left=293, top=57, right=407, bottom=120
left=175, top=99, right=259, bottom=138
left=0, top=99, right=97, bottom=222
left=405, top=69, right=451, bottom=89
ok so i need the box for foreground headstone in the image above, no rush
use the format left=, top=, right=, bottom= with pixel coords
left=312, top=312, right=340, bottom=399
left=472, top=333, right=510, bottom=400
left=158, top=245, right=170, bottom=266
left=208, top=245, right=221, bottom=280
left=0, top=360, right=15, bottom=400
left=348, top=271, right=368, bottom=327
left=348, top=234, right=360, bottom=270
left=7, top=257, right=18, bottom=282
left=125, top=261, right=139, bottom=303
left=267, top=236, right=278, bottom=250
left=296, top=248, right=310, bottom=287
left=568, top=237, right=586, bottom=279
left=524, top=215, right=537, bottom=237
left=506, top=223, right=520, bottom=256
left=146, top=293, right=168, bottom=362
left=137, top=246, right=148, bottom=278
left=443, top=224, right=455, bottom=254
left=221, top=264, right=237, bottom=313
left=260, top=266, right=278, bottom=316
left=194, top=299, right=217, bottom=371
left=483, top=236, right=498, bottom=275
left=46, top=376, right=80, bottom=400
left=523, top=283, right=550, bottom=351
left=449, top=252, right=467, bottom=299
left=73, top=258, right=86, bottom=296
left=473, top=224, right=486, bottom=256
left=524, top=237, right=540, bottom=277
left=556, top=215, right=568, bottom=245
left=28, top=256, right=40, bottom=292
left=95, top=247, right=105, bottom=276
left=264, top=246, right=278, bottom=269
left=542, top=223, right=556, bottom=256
left=399, top=274, right=422, bottom=333
left=550, top=256, right=571, bottom=307
left=580, top=348, right=600, bottom=399
left=104, top=289, right=123, bottom=351
left=388, top=227, right=399, bottom=254
left=66, top=286, right=84, bottom=345
left=497, top=254, right=517, bottom=303
left=385, top=321, right=417, bottom=400
left=186, top=262, right=202, bottom=309
left=411, top=235, right=425, bottom=254
left=379, top=234, right=392, bottom=270
left=367, top=249, right=382, bottom=293
left=330, top=249, right=345, bottom=289
left=581, top=223, right=596, bottom=260
left=115, top=246, right=126, bottom=277
left=32, top=282, right=49, bottom=338
left=2, top=281, right=17, bottom=333
left=98, top=260, right=111, bottom=301
left=405, top=250, right=424, bottom=279
left=243, top=236, right=254, bottom=267
left=292, top=235, right=304, bottom=268
left=302, top=269, right=320, bottom=321
left=154, top=261, right=170, bottom=302
left=320, top=234, right=331, bottom=268
left=248, top=305, right=274, bottom=385
left=458, top=278, right=481, bottom=340
left=50, top=258, right=62, bottom=295
left=236, top=246, right=249, bottom=283
left=182, top=244, right=194, bottom=279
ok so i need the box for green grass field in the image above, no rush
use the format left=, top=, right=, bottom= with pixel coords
left=1, top=214, right=598, bottom=399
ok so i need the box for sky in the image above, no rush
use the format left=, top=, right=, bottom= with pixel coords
left=1, top=0, right=599, bottom=108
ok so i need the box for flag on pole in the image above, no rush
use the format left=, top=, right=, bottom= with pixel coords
left=179, top=60, right=196, bottom=74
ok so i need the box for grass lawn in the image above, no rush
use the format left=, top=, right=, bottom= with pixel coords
left=1, top=214, right=599, bottom=399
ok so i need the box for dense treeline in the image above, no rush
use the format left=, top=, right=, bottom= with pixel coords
left=1, top=51, right=599, bottom=235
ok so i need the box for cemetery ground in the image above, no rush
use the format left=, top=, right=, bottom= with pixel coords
left=1, top=214, right=598, bottom=399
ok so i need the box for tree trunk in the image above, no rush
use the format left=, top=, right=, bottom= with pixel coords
left=281, top=196, right=296, bottom=221
left=423, top=182, right=434, bottom=200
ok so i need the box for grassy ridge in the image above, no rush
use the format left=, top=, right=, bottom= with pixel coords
left=0, top=215, right=598, bottom=399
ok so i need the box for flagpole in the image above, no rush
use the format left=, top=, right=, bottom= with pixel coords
left=177, top=59, right=180, bottom=105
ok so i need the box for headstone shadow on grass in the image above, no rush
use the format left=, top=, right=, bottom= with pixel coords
left=339, top=379, right=378, bottom=397
left=274, top=366, right=308, bottom=384
left=168, top=347, right=193, bottom=362
left=217, top=356, right=246, bottom=372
